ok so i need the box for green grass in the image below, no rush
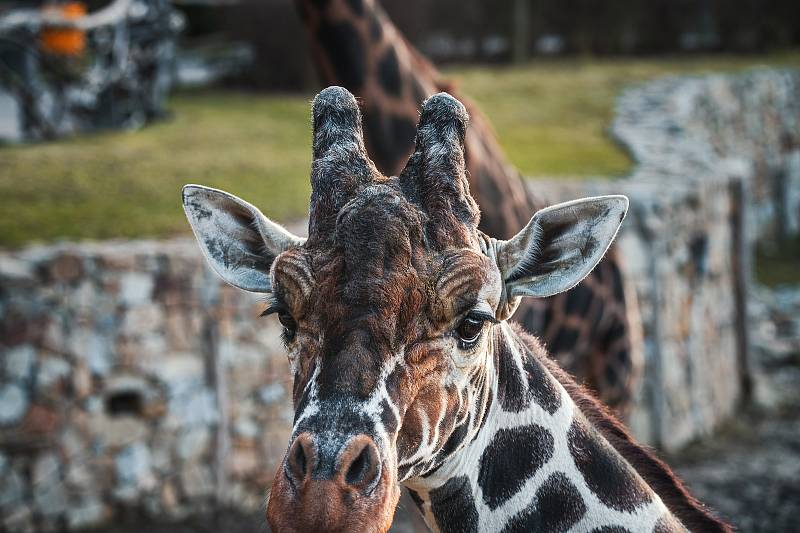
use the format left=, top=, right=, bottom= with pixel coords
left=0, top=92, right=312, bottom=247
left=446, top=51, right=800, bottom=177
left=1, top=51, right=799, bottom=247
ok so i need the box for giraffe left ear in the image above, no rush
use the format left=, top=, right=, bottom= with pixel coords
left=182, top=184, right=305, bottom=294
left=496, top=195, right=628, bottom=299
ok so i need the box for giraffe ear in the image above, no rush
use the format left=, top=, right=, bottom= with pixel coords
left=496, top=196, right=628, bottom=299
left=182, top=185, right=305, bottom=293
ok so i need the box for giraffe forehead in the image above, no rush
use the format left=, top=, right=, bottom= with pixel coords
left=302, top=184, right=492, bottom=318
left=332, top=183, right=425, bottom=253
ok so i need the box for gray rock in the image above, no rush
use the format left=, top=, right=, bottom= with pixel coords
left=121, top=304, right=164, bottom=336
left=66, top=494, right=106, bottom=529
left=3, top=345, right=35, bottom=382
left=34, top=481, right=68, bottom=520
left=0, top=465, right=24, bottom=508
left=37, top=356, right=71, bottom=390
left=155, top=354, right=205, bottom=386
left=86, top=332, right=113, bottom=377
left=167, top=388, right=219, bottom=428
left=32, top=454, right=68, bottom=518
left=0, top=256, right=35, bottom=284
left=2, top=503, right=33, bottom=533
left=65, top=461, right=94, bottom=490
left=115, top=443, right=154, bottom=499
left=89, top=414, right=148, bottom=448
left=0, top=383, right=28, bottom=426
left=66, top=329, right=113, bottom=377
left=119, top=272, right=154, bottom=307
left=180, top=465, right=214, bottom=498
left=258, top=383, right=285, bottom=405
left=234, top=417, right=259, bottom=439
left=177, top=426, right=210, bottom=461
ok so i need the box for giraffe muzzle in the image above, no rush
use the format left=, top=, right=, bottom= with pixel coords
left=268, top=432, right=401, bottom=533
left=285, top=433, right=382, bottom=494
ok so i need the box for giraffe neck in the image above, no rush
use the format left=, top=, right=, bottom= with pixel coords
left=404, top=322, right=681, bottom=533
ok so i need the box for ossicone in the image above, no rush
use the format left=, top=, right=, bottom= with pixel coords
left=308, top=86, right=379, bottom=242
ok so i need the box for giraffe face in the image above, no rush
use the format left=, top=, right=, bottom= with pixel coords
left=261, top=184, right=504, bottom=532
left=182, top=87, right=628, bottom=532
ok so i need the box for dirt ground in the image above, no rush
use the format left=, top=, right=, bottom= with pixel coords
left=668, top=364, right=800, bottom=533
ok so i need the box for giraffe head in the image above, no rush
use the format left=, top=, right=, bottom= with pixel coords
left=182, top=87, right=628, bottom=532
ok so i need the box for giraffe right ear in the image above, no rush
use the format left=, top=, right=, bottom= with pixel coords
left=496, top=195, right=628, bottom=300
left=182, top=185, right=305, bottom=293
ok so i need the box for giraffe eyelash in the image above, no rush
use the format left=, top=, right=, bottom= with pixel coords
left=260, top=296, right=298, bottom=346
left=465, top=310, right=499, bottom=325
left=259, top=296, right=286, bottom=318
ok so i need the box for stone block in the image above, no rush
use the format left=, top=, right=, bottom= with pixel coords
left=48, top=253, right=83, bottom=283
left=66, top=493, right=107, bottom=529
left=37, top=356, right=71, bottom=391
left=89, top=414, right=148, bottom=449
left=32, top=453, right=68, bottom=518
left=115, top=443, right=154, bottom=499
left=0, top=256, right=35, bottom=285
left=3, top=345, right=35, bottom=382
left=0, top=463, right=24, bottom=509
left=20, top=404, right=61, bottom=436
left=2, top=503, right=33, bottom=533
left=177, top=426, right=210, bottom=461
left=119, top=272, right=154, bottom=307
left=0, top=383, right=28, bottom=426
left=180, top=464, right=214, bottom=499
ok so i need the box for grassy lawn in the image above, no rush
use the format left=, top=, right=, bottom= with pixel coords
left=1, top=93, right=312, bottom=247
left=1, top=51, right=798, bottom=247
left=450, top=51, right=800, bottom=177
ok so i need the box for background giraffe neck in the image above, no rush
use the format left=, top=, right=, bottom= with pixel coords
left=296, top=0, right=641, bottom=426
left=295, top=0, right=541, bottom=239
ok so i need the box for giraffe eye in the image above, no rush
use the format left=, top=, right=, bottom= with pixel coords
left=278, top=312, right=297, bottom=338
left=455, top=315, right=485, bottom=346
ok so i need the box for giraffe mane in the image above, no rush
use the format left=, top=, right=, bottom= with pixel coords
left=510, top=324, right=734, bottom=532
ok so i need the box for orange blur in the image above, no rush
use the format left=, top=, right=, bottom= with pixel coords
left=40, top=2, right=87, bottom=56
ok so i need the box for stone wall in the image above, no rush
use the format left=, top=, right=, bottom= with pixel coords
left=613, top=68, right=800, bottom=446
left=0, top=68, right=798, bottom=531
left=612, top=68, right=800, bottom=242
left=0, top=240, right=294, bottom=531
left=534, top=68, right=800, bottom=450
left=534, top=174, right=745, bottom=451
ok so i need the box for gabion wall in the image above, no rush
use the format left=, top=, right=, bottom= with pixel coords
left=0, top=68, right=798, bottom=531
left=612, top=68, right=800, bottom=448
left=613, top=68, right=800, bottom=243
left=0, top=240, right=294, bottom=531
left=537, top=69, right=800, bottom=450
left=536, top=173, right=745, bottom=451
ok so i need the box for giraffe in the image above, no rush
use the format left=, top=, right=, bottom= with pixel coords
left=182, top=87, right=728, bottom=532
left=294, top=0, right=641, bottom=415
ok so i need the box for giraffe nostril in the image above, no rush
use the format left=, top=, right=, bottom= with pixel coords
left=286, top=433, right=315, bottom=489
left=339, top=435, right=382, bottom=493
left=294, top=442, right=307, bottom=475
left=345, top=445, right=370, bottom=486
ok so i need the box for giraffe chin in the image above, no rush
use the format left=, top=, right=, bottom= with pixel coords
left=266, top=456, right=401, bottom=533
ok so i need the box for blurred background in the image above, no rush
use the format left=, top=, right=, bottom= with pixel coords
left=0, top=1, right=798, bottom=532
